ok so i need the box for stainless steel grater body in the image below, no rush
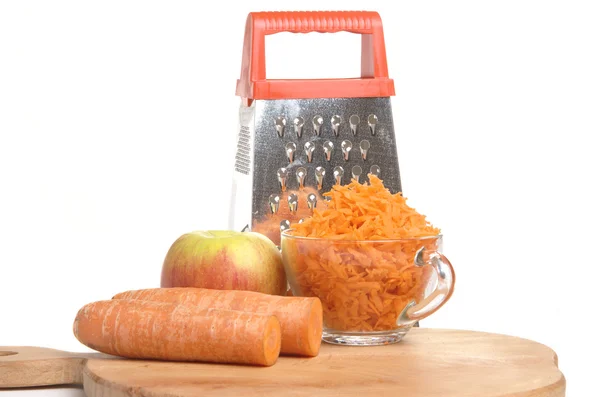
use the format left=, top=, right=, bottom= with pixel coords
left=229, top=97, right=402, bottom=245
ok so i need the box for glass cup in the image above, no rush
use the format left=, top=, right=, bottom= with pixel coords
left=280, top=231, right=455, bottom=346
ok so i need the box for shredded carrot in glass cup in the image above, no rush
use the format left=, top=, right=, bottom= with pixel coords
left=281, top=175, right=455, bottom=345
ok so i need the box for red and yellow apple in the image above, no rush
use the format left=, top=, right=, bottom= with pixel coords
left=160, top=230, right=287, bottom=296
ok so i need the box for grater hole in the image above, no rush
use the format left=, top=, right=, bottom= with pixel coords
left=331, top=115, right=342, bottom=137
left=312, top=115, right=323, bottom=136
left=369, top=165, right=381, bottom=179
left=277, top=168, right=288, bottom=192
left=341, top=140, right=352, bottom=161
left=315, top=166, right=326, bottom=190
left=296, top=167, right=307, bottom=190
left=280, top=219, right=291, bottom=232
left=304, top=141, right=316, bottom=163
left=333, top=166, right=344, bottom=185
left=368, top=114, right=378, bottom=136
left=323, top=141, right=334, bottom=162
left=352, top=165, right=363, bottom=182
left=268, top=194, right=280, bottom=214
left=275, top=116, right=286, bottom=138
left=349, top=115, right=360, bottom=136
left=287, top=194, right=299, bottom=214
left=307, top=193, right=317, bottom=211
left=293, top=117, right=304, bottom=138
left=285, top=142, right=297, bottom=163
left=360, top=140, right=370, bottom=161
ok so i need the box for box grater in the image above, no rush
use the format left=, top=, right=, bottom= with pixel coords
left=229, top=11, right=403, bottom=246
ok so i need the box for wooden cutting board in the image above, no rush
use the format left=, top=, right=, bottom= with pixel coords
left=0, top=328, right=565, bottom=397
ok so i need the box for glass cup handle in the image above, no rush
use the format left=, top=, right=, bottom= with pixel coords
left=397, top=246, right=456, bottom=326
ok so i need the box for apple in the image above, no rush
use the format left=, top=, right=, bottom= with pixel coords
left=160, top=230, right=287, bottom=296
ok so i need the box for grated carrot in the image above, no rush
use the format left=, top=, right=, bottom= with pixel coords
left=282, top=174, right=440, bottom=332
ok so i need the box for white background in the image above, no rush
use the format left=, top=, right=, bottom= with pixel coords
left=1, top=1, right=598, bottom=396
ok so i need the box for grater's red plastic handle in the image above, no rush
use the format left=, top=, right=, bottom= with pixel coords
left=235, top=11, right=395, bottom=101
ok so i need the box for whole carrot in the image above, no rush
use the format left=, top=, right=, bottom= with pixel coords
left=73, top=299, right=281, bottom=366
left=113, top=287, right=323, bottom=357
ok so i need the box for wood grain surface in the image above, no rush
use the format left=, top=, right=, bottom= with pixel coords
left=0, top=328, right=566, bottom=397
